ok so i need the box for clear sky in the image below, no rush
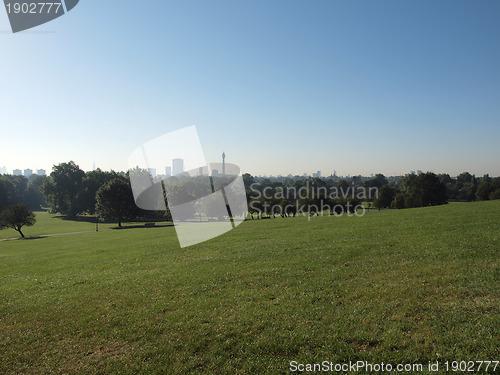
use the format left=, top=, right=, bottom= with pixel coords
left=1, top=0, right=499, bottom=177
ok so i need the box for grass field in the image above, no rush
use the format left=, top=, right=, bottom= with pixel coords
left=0, top=211, right=166, bottom=240
left=0, top=201, right=499, bottom=374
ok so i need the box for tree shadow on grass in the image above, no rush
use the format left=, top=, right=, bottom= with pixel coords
left=110, top=223, right=175, bottom=230
left=55, top=215, right=112, bottom=224
left=5, top=236, right=48, bottom=241
left=54, top=215, right=171, bottom=226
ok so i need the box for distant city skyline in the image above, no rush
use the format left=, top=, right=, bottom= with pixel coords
left=1, top=1, right=499, bottom=178
left=1, top=162, right=497, bottom=179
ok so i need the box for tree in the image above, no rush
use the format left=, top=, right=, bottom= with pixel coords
left=0, top=180, right=9, bottom=212
left=28, top=175, right=49, bottom=208
left=476, top=175, right=492, bottom=201
left=391, top=193, right=406, bottom=209
left=77, top=169, right=122, bottom=214
left=95, top=179, right=137, bottom=227
left=365, top=173, right=388, bottom=189
left=0, top=204, right=36, bottom=238
left=41, top=161, right=85, bottom=216
left=407, top=172, right=447, bottom=207
left=374, top=185, right=394, bottom=210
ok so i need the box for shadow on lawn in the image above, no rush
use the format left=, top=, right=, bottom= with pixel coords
left=54, top=214, right=171, bottom=227
left=3, top=235, right=48, bottom=241
left=110, top=223, right=175, bottom=230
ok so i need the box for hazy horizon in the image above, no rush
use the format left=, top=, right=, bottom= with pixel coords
left=0, top=160, right=497, bottom=179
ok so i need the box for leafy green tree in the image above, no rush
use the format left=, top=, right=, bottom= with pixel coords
left=77, top=169, right=123, bottom=214
left=374, top=185, right=394, bottom=210
left=391, top=193, right=406, bottom=209
left=0, top=204, right=36, bottom=238
left=199, top=193, right=226, bottom=220
left=456, top=172, right=474, bottom=185
left=365, top=173, right=388, bottom=188
left=407, top=172, right=447, bottom=207
left=489, top=177, right=500, bottom=200
left=279, top=198, right=296, bottom=217
left=41, top=161, right=85, bottom=216
left=476, top=176, right=492, bottom=201
left=0, top=175, right=43, bottom=210
left=489, top=189, right=500, bottom=200
left=0, top=175, right=24, bottom=205
left=95, top=179, right=137, bottom=227
left=398, top=173, right=417, bottom=195
left=28, top=175, right=49, bottom=207
left=0, top=180, right=10, bottom=212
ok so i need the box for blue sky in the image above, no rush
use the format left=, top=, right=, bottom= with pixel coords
left=1, top=0, right=499, bottom=177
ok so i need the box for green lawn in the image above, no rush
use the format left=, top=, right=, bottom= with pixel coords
left=0, top=211, right=166, bottom=240
left=0, top=201, right=499, bottom=374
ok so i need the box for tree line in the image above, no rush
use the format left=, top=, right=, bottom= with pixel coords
left=243, top=171, right=500, bottom=217
left=1, top=162, right=500, bottom=231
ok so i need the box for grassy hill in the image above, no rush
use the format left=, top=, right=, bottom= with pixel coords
left=0, top=201, right=499, bottom=374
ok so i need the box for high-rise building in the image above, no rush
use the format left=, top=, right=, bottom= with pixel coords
left=13, top=169, right=22, bottom=176
left=24, top=169, right=33, bottom=177
left=172, top=158, right=184, bottom=176
left=165, top=166, right=171, bottom=177
left=0, top=166, right=7, bottom=175
left=222, top=152, right=226, bottom=175
left=148, top=168, right=156, bottom=178
left=37, top=169, right=46, bottom=176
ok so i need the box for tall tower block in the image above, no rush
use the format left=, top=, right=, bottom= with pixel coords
left=222, top=152, right=226, bottom=175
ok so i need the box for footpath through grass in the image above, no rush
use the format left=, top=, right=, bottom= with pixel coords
left=0, top=201, right=499, bottom=374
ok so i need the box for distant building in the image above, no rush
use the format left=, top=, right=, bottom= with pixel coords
left=37, top=169, right=46, bottom=176
left=417, top=170, right=423, bottom=175
left=165, top=166, right=171, bottom=177
left=312, top=170, right=321, bottom=178
left=212, top=169, right=219, bottom=176
left=148, top=168, right=156, bottom=178
left=199, top=167, right=204, bottom=176
left=222, top=152, right=226, bottom=175
left=13, top=169, right=22, bottom=176
left=24, top=169, right=33, bottom=177
left=0, top=166, right=7, bottom=175
left=172, top=158, right=184, bottom=176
